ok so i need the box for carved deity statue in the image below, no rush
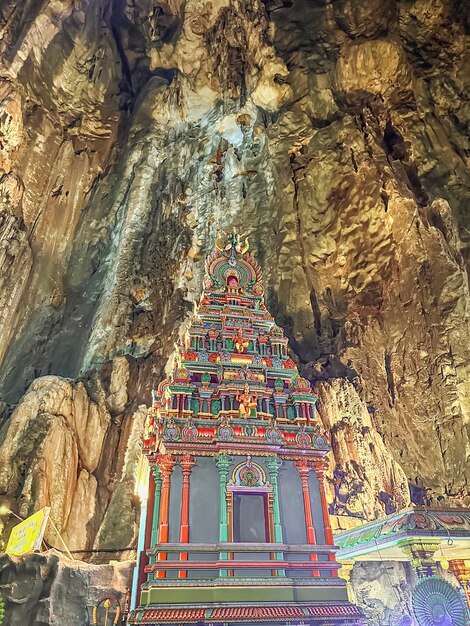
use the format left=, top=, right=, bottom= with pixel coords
left=236, top=383, right=257, bottom=419
left=143, top=413, right=155, bottom=441
left=234, top=329, right=249, bottom=353
left=216, top=227, right=249, bottom=256
left=173, top=343, right=183, bottom=369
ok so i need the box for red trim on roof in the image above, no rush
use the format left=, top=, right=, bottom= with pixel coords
left=131, top=603, right=363, bottom=623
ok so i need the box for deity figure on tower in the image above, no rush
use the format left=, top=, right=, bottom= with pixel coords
left=237, top=383, right=257, bottom=418
left=233, top=328, right=249, bottom=353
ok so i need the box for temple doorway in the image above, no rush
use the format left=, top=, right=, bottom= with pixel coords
left=233, top=493, right=269, bottom=543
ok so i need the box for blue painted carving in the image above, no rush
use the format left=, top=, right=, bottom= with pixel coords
left=218, top=419, right=234, bottom=442
left=221, top=351, right=231, bottom=363
left=163, top=419, right=180, bottom=442
left=198, top=349, right=209, bottom=363
left=412, top=576, right=468, bottom=626
left=265, top=422, right=283, bottom=445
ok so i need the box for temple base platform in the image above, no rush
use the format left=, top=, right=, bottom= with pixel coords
left=128, top=576, right=364, bottom=625
left=128, top=601, right=363, bottom=625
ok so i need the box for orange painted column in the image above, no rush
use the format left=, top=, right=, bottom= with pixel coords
left=156, top=455, right=175, bottom=579
left=315, top=460, right=337, bottom=577
left=448, top=559, right=470, bottom=609
left=178, top=455, right=195, bottom=578
left=294, top=460, right=319, bottom=577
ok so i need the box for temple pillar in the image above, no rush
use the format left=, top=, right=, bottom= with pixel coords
left=215, top=454, right=232, bottom=577
left=448, top=559, right=470, bottom=609
left=306, top=403, right=312, bottom=423
left=179, top=455, right=195, bottom=578
left=337, top=560, right=356, bottom=602
left=150, top=465, right=163, bottom=547
left=156, top=455, right=175, bottom=578
left=266, top=457, right=285, bottom=575
left=314, top=460, right=337, bottom=576
left=314, top=461, right=334, bottom=545
left=398, top=538, right=441, bottom=578
left=227, top=492, right=234, bottom=577
left=266, top=457, right=283, bottom=542
left=294, top=460, right=318, bottom=577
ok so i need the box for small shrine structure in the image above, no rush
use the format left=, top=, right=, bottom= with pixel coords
left=336, top=506, right=470, bottom=625
left=127, top=231, right=363, bottom=626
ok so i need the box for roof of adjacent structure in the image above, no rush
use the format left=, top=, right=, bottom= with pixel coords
left=335, top=506, right=470, bottom=561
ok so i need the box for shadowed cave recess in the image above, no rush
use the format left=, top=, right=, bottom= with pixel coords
left=0, top=0, right=469, bottom=625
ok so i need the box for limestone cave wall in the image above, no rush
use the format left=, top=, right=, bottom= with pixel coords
left=0, top=0, right=469, bottom=553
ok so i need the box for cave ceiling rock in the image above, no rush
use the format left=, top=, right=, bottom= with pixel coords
left=145, top=0, right=292, bottom=116
left=2, top=0, right=121, bottom=137
left=0, top=212, right=32, bottom=369
left=333, top=0, right=395, bottom=39
left=0, top=79, right=24, bottom=173
left=335, top=38, right=413, bottom=106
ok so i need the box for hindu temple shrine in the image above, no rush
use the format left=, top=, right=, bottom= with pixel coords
left=127, top=231, right=363, bottom=626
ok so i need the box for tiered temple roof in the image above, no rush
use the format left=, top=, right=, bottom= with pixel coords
left=143, top=229, right=329, bottom=457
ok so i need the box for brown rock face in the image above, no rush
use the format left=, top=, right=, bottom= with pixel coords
left=0, top=0, right=469, bottom=552
left=0, top=363, right=145, bottom=554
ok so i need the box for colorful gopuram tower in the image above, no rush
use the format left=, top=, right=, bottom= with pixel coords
left=128, top=231, right=363, bottom=626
